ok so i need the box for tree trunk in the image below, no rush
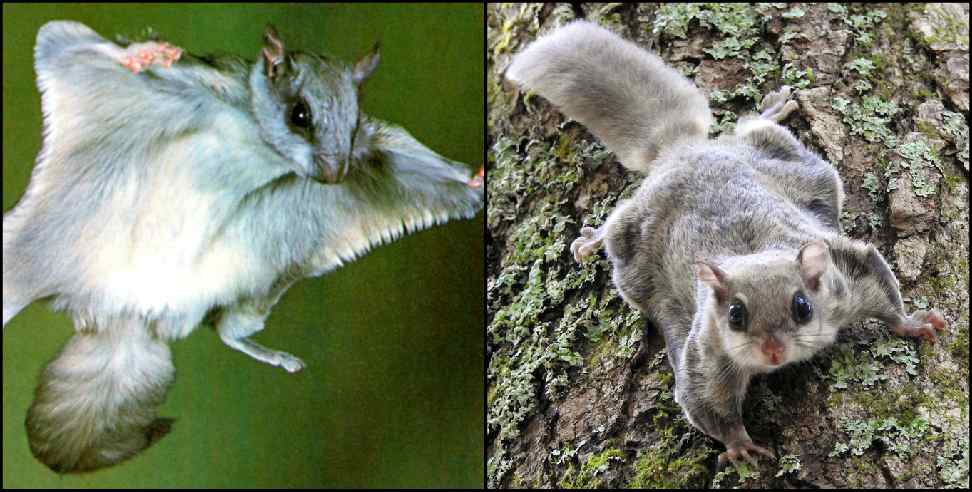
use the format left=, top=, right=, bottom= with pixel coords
left=487, top=3, right=969, bottom=488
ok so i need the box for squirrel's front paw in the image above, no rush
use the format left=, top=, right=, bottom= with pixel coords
left=759, top=85, right=798, bottom=123
left=718, top=439, right=775, bottom=466
left=893, top=309, right=947, bottom=343
left=119, top=41, right=182, bottom=74
left=570, top=226, right=604, bottom=263
left=468, top=166, right=484, bottom=189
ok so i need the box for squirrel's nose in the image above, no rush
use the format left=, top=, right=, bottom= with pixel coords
left=314, top=155, right=350, bottom=184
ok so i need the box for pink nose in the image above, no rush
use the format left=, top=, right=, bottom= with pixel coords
left=760, top=335, right=785, bottom=365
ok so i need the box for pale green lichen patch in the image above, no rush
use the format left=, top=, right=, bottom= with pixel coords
left=626, top=403, right=712, bottom=488
left=711, top=460, right=761, bottom=488
left=558, top=447, right=624, bottom=489
left=936, top=434, right=970, bottom=488
left=842, top=9, right=888, bottom=48
left=861, top=172, right=882, bottom=203
left=941, top=111, right=969, bottom=170
left=829, top=415, right=931, bottom=458
left=487, top=124, right=642, bottom=485
left=781, top=7, right=806, bottom=19
left=781, top=62, right=813, bottom=89
left=847, top=57, right=877, bottom=77
left=831, top=95, right=900, bottom=147
left=651, top=3, right=703, bottom=39
left=653, top=4, right=768, bottom=105
left=887, top=137, right=942, bottom=197
left=911, top=3, right=969, bottom=51
left=827, top=343, right=885, bottom=390
left=628, top=440, right=710, bottom=488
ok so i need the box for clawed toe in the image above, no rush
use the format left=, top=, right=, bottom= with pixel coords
left=759, top=86, right=798, bottom=122
left=770, top=100, right=799, bottom=122
left=570, top=236, right=591, bottom=263
left=570, top=226, right=605, bottom=263
left=760, top=85, right=791, bottom=110
left=467, top=166, right=485, bottom=188
left=275, top=352, right=306, bottom=373
left=894, top=309, right=948, bottom=343
left=718, top=441, right=774, bottom=466
left=120, top=41, right=182, bottom=74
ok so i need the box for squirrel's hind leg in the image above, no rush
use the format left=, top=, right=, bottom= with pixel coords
left=214, top=276, right=304, bottom=373
left=734, top=86, right=803, bottom=160
left=758, top=85, right=799, bottom=122
left=215, top=305, right=305, bottom=373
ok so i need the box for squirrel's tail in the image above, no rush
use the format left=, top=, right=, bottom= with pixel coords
left=506, top=20, right=713, bottom=173
left=26, top=317, right=175, bottom=473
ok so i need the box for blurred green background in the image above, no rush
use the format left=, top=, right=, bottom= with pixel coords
left=2, top=3, right=484, bottom=488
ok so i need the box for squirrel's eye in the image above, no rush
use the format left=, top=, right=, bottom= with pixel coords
left=792, top=292, right=812, bottom=324
left=728, top=302, right=747, bottom=331
left=290, top=100, right=311, bottom=129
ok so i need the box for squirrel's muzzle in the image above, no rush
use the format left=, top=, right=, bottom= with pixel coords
left=313, top=155, right=350, bottom=184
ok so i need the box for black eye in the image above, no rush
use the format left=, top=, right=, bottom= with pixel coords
left=792, top=292, right=812, bottom=324
left=728, top=302, right=747, bottom=331
left=290, top=100, right=311, bottom=129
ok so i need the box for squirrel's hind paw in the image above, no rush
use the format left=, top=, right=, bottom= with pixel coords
left=759, top=86, right=798, bottom=122
left=570, top=226, right=605, bottom=263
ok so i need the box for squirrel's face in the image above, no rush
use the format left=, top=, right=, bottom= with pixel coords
left=249, top=25, right=379, bottom=184
left=696, top=242, right=841, bottom=372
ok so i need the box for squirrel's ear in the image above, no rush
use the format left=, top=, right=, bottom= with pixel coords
left=695, top=260, right=730, bottom=303
left=353, top=42, right=380, bottom=85
left=262, top=24, right=288, bottom=81
left=798, top=240, right=830, bottom=291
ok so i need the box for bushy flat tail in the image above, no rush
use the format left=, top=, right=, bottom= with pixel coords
left=26, top=317, right=175, bottom=473
left=506, top=20, right=713, bottom=172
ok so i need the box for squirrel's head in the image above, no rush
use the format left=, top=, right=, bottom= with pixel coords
left=249, top=24, right=380, bottom=184
left=695, top=241, right=843, bottom=372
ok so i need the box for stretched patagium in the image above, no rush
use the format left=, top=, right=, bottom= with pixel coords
left=2, top=21, right=483, bottom=473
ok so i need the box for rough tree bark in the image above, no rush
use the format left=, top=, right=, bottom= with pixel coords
left=487, top=3, right=968, bottom=488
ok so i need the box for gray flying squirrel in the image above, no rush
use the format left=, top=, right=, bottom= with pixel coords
left=2, top=21, right=483, bottom=473
left=506, top=20, right=947, bottom=464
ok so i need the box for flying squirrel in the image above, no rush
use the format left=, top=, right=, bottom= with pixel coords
left=506, top=20, right=947, bottom=464
left=3, top=21, right=483, bottom=473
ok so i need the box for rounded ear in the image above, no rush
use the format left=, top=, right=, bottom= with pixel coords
left=695, top=260, right=730, bottom=303
left=798, top=240, right=830, bottom=291
left=262, top=24, right=288, bottom=80
left=353, top=42, right=380, bottom=85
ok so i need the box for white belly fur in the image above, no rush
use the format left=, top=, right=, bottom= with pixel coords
left=74, top=128, right=280, bottom=338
